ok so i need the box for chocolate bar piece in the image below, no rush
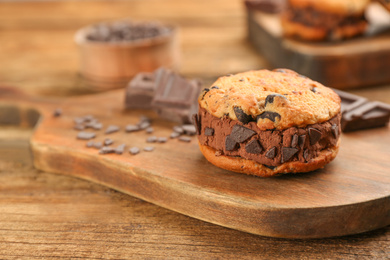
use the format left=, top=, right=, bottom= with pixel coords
left=342, top=101, right=390, bottom=132
left=332, top=89, right=368, bottom=114
left=125, top=72, right=156, bottom=109
left=244, top=0, right=286, bottom=14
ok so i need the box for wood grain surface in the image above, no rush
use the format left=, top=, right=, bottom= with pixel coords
left=1, top=0, right=390, bottom=258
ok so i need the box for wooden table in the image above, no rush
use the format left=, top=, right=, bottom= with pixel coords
left=1, top=0, right=389, bottom=258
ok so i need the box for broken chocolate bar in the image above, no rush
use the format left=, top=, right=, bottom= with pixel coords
left=332, top=89, right=367, bottom=114
left=125, top=72, right=156, bottom=109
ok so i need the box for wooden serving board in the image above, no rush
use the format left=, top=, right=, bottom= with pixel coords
left=1, top=87, right=389, bottom=239
left=247, top=3, right=390, bottom=89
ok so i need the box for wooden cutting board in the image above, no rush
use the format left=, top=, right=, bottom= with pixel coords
left=1, top=87, right=389, bottom=239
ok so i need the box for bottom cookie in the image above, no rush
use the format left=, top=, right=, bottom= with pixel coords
left=199, top=141, right=340, bottom=177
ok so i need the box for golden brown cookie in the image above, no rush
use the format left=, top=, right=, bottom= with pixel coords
left=194, top=69, right=341, bottom=177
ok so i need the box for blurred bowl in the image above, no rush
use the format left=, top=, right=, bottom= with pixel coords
left=75, top=20, right=180, bottom=91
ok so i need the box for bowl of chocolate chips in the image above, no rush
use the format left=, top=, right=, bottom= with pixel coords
left=75, top=20, right=180, bottom=90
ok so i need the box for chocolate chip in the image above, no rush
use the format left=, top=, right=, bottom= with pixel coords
left=74, top=117, right=85, bottom=125
left=157, top=137, right=168, bottom=143
left=245, top=140, right=263, bottom=154
left=182, top=124, right=197, bottom=135
left=83, top=115, right=94, bottom=122
left=99, top=146, right=115, bottom=154
left=115, top=144, right=126, bottom=154
left=204, top=127, right=214, bottom=136
left=298, top=135, right=306, bottom=149
left=265, top=94, right=286, bottom=106
left=139, top=115, right=151, bottom=124
left=104, top=138, right=114, bottom=146
left=291, top=134, right=298, bottom=148
left=77, top=132, right=96, bottom=140
left=105, top=125, right=120, bottom=134
left=233, top=107, right=253, bottom=124
left=74, top=124, right=85, bottom=131
left=264, top=165, right=276, bottom=170
left=53, top=108, right=62, bottom=117
left=192, top=114, right=201, bottom=135
left=125, top=124, right=140, bottom=132
left=173, top=126, right=184, bottom=134
left=225, top=135, right=238, bottom=151
left=129, top=147, right=140, bottom=155
left=281, top=147, right=298, bottom=163
left=170, top=132, right=181, bottom=139
left=230, top=125, right=256, bottom=143
left=303, top=149, right=310, bottom=161
left=138, top=121, right=151, bottom=130
left=146, top=127, right=154, bottom=134
left=331, top=124, right=339, bottom=139
left=144, top=146, right=155, bottom=152
left=211, top=86, right=219, bottom=89
left=257, top=111, right=281, bottom=122
left=265, top=146, right=276, bottom=159
left=93, top=142, right=103, bottom=149
left=146, top=136, right=157, bottom=143
left=86, top=141, right=94, bottom=148
left=308, top=127, right=322, bottom=145
left=179, top=136, right=191, bottom=142
left=92, top=123, right=103, bottom=130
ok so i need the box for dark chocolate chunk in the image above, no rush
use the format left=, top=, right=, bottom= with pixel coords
left=125, top=124, right=140, bottom=132
left=230, top=125, right=256, bottom=143
left=157, top=137, right=168, bottom=143
left=281, top=147, right=298, bottom=163
left=178, top=136, right=191, bottom=142
left=146, top=127, right=154, bottom=134
left=129, top=147, right=140, bottom=155
left=264, top=165, right=276, bottom=170
left=182, top=124, right=197, bottom=135
left=331, top=124, right=339, bottom=139
left=265, top=94, right=286, bottom=106
left=245, top=140, right=263, bottom=154
left=204, top=127, right=214, bottom=136
left=74, top=124, right=85, bottom=131
left=104, top=138, right=114, bottom=146
left=308, top=127, right=322, bottom=145
left=225, top=135, right=238, bottom=151
left=115, top=144, right=126, bottom=154
left=211, top=86, right=219, bottom=89
left=125, top=72, right=156, bottom=110
left=303, top=149, right=310, bottom=162
left=74, top=117, right=84, bottom=125
left=265, top=146, right=276, bottom=159
left=77, top=132, right=96, bottom=140
left=99, top=147, right=115, bottom=154
left=138, top=121, right=151, bottom=130
left=139, top=115, right=151, bottom=124
left=86, top=141, right=94, bottom=148
left=331, top=88, right=368, bottom=114
left=192, top=114, right=201, bottom=135
left=257, top=111, right=281, bottom=122
left=53, top=108, right=62, bottom=117
left=83, top=115, right=94, bottom=122
left=146, top=136, right=157, bottom=143
left=92, top=123, right=103, bottom=130
left=170, top=132, right=181, bottom=139
left=105, top=125, right=120, bottom=134
left=291, top=134, right=298, bottom=148
left=298, top=135, right=306, bottom=149
left=233, top=107, right=253, bottom=124
left=93, top=142, right=103, bottom=149
left=173, top=126, right=184, bottom=134
left=144, top=146, right=155, bottom=152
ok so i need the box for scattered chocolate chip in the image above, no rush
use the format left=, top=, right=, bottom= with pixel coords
left=157, top=137, right=168, bottom=143
left=92, top=123, right=103, bottom=130
left=104, top=138, right=114, bottom=146
left=211, top=86, right=219, bottom=89
left=264, top=165, right=276, bottom=170
left=77, top=132, right=96, bottom=140
left=144, top=146, right=155, bottom=152
left=53, top=108, right=62, bottom=117
left=265, top=94, right=286, bottom=106
left=291, top=134, right=298, bottom=148
left=83, top=115, right=94, bottom=122
left=331, top=124, right=339, bottom=139
left=225, top=135, right=238, bottom=151
left=125, top=124, right=140, bottom=132
left=230, top=125, right=256, bottom=143
left=204, top=127, right=214, bottom=136
left=182, top=124, right=197, bottom=135
left=215, top=150, right=222, bottom=156
left=281, top=147, right=299, bottom=163
left=245, top=140, right=263, bottom=154
left=203, top=88, right=210, bottom=93
left=146, top=127, right=154, bottom=134
left=265, top=146, right=276, bottom=159
left=257, top=111, right=281, bottom=122
left=178, top=136, right=191, bottom=142
left=115, top=144, right=126, bottom=154
left=105, top=125, right=120, bottom=134
left=146, top=136, right=157, bottom=143
left=173, top=126, right=184, bottom=134
left=138, top=121, right=151, bottom=130
left=303, top=149, right=310, bottom=161
left=170, top=132, right=181, bottom=138
left=308, top=127, right=322, bottom=145
left=139, top=115, right=151, bottom=124
left=192, top=114, right=201, bottom=135
left=86, top=141, right=94, bottom=148
left=99, top=146, right=116, bottom=154
left=74, top=117, right=85, bottom=125
left=129, top=147, right=140, bottom=155
left=233, top=107, right=253, bottom=124
left=93, top=142, right=103, bottom=149
left=74, top=124, right=85, bottom=131
left=298, top=135, right=306, bottom=149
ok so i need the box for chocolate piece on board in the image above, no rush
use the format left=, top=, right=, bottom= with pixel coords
left=332, top=88, right=368, bottom=114
left=99, top=146, right=116, bottom=154
left=125, top=124, right=140, bottom=132
left=125, top=72, right=156, bottom=109
left=77, top=132, right=96, bottom=140
left=105, top=125, right=120, bottom=134
left=146, top=136, right=157, bottom=143
left=53, top=108, right=62, bottom=117
left=115, top=144, right=126, bottom=154
left=182, top=124, right=197, bottom=136
left=342, top=101, right=390, bottom=132
left=157, top=137, right=168, bottom=143
left=178, top=136, right=191, bottom=142
left=170, top=132, right=181, bottom=139
left=245, top=0, right=286, bottom=14
left=129, top=147, right=140, bottom=155
left=104, top=138, right=114, bottom=146
left=144, top=146, right=155, bottom=152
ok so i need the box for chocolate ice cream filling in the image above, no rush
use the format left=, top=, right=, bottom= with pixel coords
left=196, top=107, right=341, bottom=167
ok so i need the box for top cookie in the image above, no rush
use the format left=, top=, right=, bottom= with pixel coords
left=198, top=69, right=341, bottom=131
